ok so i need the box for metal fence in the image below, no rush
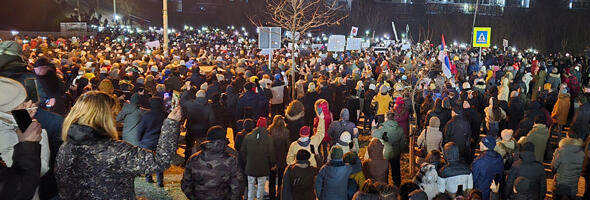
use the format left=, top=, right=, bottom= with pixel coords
left=0, top=31, right=96, bottom=40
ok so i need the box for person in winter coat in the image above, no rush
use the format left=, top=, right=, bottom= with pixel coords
left=363, top=84, right=377, bottom=133
left=551, top=89, right=570, bottom=142
left=471, top=136, right=504, bottom=200
left=137, top=97, right=168, bottom=187
left=372, top=85, right=393, bottom=125
left=0, top=76, right=44, bottom=199
left=531, top=67, right=547, bottom=101
left=33, top=57, right=68, bottom=115
left=497, top=77, right=510, bottom=102
left=237, top=82, right=267, bottom=120
left=394, top=97, right=410, bottom=138
left=302, top=82, right=320, bottom=126
left=344, top=152, right=366, bottom=199
left=55, top=91, right=182, bottom=199
left=285, top=100, right=306, bottom=143
left=352, top=179, right=381, bottom=200
left=569, top=99, right=590, bottom=140
left=116, top=93, right=145, bottom=146
left=443, top=106, right=473, bottom=163
left=494, top=129, right=516, bottom=164
left=484, top=98, right=506, bottom=138
left=181, top=88, right=215, bottom=162
left=505, top=142, right=546, bottom=199
left=281, top=150, right=319, bottom=200
left=463, top=100, right=483, bottom=149
left=315, top=146, right=361, bottom=200
left=551, top=137, right=584, bottom=199
left=240, top=117, right=276, bottom=200
left=413, top=163, right=441, bottom=200
left=546, top=67, right=561, bottom=91
left=507, top=91, right=524, bottom=130
left=182, top=126, right=244, bottom=200
left=314, top=99, right=333, bottom=162
left=363, top=138, right=390, bottom=184
left=438, top=142, right=473, bottom=195
left=373, top=112, right=404, bottom=186
left=268, top=115, right=291, bottom=200
left=524, top=116, right=550, bottom=163
left=223, top=85, right=239, bottom=128
left=417, top=117, right=443, bottom=153
left=329, top=108, right=358, bottom=151
left=286, top=115, right=326, bottom=168
left=335, top=131, right=353, bottom=154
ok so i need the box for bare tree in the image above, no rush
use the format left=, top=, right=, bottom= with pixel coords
left=251, top=0, right=347, bottom=97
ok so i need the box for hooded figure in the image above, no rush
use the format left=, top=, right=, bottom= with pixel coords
left=438, top=142, right=473, bottom=195
left=362, top=138, right=390, bottom=184
left=417, top=116, right=443, bottom=153
left=285, top=100, right=306, bottom=143
left=505, top=142, right=546, bottom=199
left=328, top=108, right=357, bottom=148
left=138, top=97, right=166, bottom=150
left=116, top=93, right=145, bottom=146
left=551, top=138, right=584, bottom=199
left=414, top=164, right=441, bottom=199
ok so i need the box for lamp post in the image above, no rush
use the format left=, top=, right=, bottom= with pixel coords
left=163, top=0, right=169, bottom=57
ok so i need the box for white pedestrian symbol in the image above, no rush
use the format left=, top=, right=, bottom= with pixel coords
left=477, top=32, right=487, bottom=43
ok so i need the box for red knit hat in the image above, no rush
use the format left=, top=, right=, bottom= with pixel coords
left=257, top=117, right=267, bottom=128
left=299, top=126, right=310, bottom=137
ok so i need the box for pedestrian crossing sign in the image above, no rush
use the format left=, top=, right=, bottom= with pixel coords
left=473, top=27, right=491, bottom=48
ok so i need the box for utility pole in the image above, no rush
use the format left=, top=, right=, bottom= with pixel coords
left=163, top=0, right=169, bottom=57
left=471, top=0, right=479, bottom=46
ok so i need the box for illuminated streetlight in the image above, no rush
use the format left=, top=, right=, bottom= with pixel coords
left=114, top=14, right=120, bottom=20
left=10, top=30, right=19, bottom=36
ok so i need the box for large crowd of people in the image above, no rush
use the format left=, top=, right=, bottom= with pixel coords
left=1, top=25, right=590, bottom=200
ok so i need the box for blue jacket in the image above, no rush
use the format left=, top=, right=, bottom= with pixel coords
left=472, top=150, right=504, bottom=200
left=138, top=98, right=166, bottom=150
left=315, top=159, right=359, bottom=200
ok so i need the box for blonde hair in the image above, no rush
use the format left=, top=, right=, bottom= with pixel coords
left=62, top=91, right=118, bottom=141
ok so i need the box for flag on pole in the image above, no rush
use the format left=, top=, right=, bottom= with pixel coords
left=438, top=34, right=453, bottom=78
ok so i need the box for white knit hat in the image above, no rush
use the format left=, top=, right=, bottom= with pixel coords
left=340, top=131, right=352, bottom=143
left=0, top=77, right=27, bottom=112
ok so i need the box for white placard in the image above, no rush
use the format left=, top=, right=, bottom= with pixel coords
left=311, top=44, right=324, bottom=49
left=362, top=42, right=370, bottom=49
left=327, top=35, right=346, bottom=52
left=145, top=40, right=161, bottom=49
left=346, top=38, right=362, bottom=51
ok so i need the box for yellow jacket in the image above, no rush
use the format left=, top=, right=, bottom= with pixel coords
left=372, top=93, right=392, bottom=115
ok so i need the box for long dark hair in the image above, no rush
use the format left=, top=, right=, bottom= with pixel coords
left=431, top=98, right=443, bottom=113
left=491, top=97, right=502, bottom=121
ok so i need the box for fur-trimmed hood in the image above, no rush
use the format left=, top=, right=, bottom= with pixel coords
left=558, top=137, right=583, bottom=153
left=285, top=100, right=305, bottom=121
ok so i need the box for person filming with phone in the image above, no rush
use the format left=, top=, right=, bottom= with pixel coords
left=0, top=76, right=49, bottom=200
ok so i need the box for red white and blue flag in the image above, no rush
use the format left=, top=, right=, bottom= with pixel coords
left=438, top=34, right=453, bottom=78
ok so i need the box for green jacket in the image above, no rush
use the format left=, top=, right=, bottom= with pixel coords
left=240, top=127, right=276, bottom=177
left=525, top=123, right=550, bottom=162
left=372, top=120, right=404, bottom=158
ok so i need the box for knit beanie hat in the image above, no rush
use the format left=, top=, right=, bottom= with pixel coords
left=0, top=77, right=26, bottom=112
left=299, top=126, right=311, bottom=137
left=257, top=117, right=267, bottom=128
left=429, top=116, right=440, bottom=128
left=207, top=126, right=227, bottom=141
left=340, top=131, right=352, bottom=143
left=330, top=146, right=344, bottom=160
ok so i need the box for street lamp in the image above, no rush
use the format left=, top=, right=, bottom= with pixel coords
left=365, top=30, right=370, bottom=36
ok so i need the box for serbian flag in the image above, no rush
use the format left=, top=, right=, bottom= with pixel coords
left=438, top=34, right=453, bottom=78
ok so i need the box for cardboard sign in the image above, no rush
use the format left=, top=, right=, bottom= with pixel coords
left=327, top=35, right=346, bottom=52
